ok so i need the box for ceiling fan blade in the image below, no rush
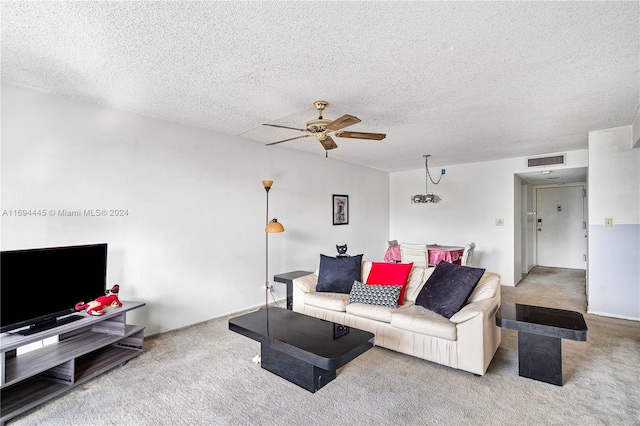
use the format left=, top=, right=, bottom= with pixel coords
left=319, top=136, right=338, bottom=151
left=325, top=114, right=361, bottom=131
left=265, top=134, right=312, bottom=146
left=335, top=131, right=386, bottom=140
left=262, top=123, right=307, bottom=132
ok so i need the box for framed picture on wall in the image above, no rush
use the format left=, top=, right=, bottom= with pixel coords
left=333, top=194, right=349, bottom=225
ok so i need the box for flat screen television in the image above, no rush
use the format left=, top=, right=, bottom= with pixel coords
left=1, top=243, right=107, bottom=335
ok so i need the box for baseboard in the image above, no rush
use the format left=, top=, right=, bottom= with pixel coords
left=586, top=310, right=640, bottom=322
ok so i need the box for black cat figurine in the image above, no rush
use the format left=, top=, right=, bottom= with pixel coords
left=336, top=244, right=350, bottom=257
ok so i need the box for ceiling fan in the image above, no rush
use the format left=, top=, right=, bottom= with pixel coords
left=263, top=100, right=386, bottom=151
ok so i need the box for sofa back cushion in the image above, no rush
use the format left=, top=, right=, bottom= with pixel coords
left=403, top=266, right=430, bottom=302
left=361, top=261, right=373, bottom=281
left=466, top=271, right=499, bottom=303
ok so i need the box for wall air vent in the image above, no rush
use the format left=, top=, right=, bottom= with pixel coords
left=527, top=154, right=566, bottom=168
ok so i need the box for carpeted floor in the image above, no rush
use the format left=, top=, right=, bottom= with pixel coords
left=8, top=266, right=640, bottom=425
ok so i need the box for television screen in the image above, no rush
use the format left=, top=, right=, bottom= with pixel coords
left=0, top=243, right=107, bottom=334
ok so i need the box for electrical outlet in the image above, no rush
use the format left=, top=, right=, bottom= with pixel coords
left=495, top=218, right=504, bottom=226
left=604, top=218, right=613, bottom=228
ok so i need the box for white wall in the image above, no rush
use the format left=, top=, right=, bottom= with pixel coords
left=1, top=84, right=390, bottom=335
left=389, top=151, right=588, bottom=286
left=513, top=175, right=523, bottom=282
left=633, top=110, right=640, bottom=149
left=587, top=120, right=640, bottom=320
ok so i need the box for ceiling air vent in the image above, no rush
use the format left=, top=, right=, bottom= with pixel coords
left=527, top=154, right=566, bottom=168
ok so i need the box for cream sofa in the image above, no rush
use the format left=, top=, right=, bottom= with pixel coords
left=292, top=261, right=502, bottom=376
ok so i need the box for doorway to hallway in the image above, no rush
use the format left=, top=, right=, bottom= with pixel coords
left=536, top=185, right=586, bottom=270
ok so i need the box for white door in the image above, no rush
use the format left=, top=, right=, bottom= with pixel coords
left=536, top=185, right=586, bottom=269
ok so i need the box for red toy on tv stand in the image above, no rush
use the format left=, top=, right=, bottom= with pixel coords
left=75, top=284, right=123, bottom=316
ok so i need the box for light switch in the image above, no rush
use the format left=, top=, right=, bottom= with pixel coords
left=495, top=218, right=504, bottom=226
left=604, top=218, right=613, bottom=228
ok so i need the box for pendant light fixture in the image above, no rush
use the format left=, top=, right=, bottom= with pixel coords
left=411, top=154, right=444, bottom=203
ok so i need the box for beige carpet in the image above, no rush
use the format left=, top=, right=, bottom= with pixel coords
left=9, top=267, right=640, bottom=425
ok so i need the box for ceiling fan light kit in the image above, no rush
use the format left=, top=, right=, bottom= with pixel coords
left=263, top=100, right=386, bottom=153
left=411, top=154, right=444, bottom=204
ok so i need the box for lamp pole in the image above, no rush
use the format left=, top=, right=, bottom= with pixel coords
left=263, top=180, right=273, bottom=311
left=262, top=180, right=284, bottom=334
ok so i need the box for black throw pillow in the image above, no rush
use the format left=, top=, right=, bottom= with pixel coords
left=415, top=261, right=486, bottom=319
left=316, top=254, right=363, bottom=294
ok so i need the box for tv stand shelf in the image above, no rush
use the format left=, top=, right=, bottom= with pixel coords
left=0, top=301, right=145, bottom=425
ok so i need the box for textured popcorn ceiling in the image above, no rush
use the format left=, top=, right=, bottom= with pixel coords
left=1, top=1, right=638, bottom=172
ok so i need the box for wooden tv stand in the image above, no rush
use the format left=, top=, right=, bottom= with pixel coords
left=0, top=301, right=145, bottom=425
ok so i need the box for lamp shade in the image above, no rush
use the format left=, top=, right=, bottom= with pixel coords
left=265, top=218, right=284, bottom=233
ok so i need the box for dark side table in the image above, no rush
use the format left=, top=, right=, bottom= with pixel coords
left=496, top=302, right=588, bottom=386
left=273, top=271, right=313, bottom=310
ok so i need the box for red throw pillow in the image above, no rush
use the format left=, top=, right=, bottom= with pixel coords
left=366, top=262, right=413, bottom=305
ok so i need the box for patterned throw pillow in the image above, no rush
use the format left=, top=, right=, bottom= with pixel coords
left=349, top=281, right=402, bottom=307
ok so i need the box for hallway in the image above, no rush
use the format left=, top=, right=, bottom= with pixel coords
left=501, top=266, right=587, bottom=313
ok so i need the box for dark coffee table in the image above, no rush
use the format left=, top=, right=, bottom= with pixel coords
left=496, top=302, right=588, bottom=386
left=229, top=307, right=374, bottom=392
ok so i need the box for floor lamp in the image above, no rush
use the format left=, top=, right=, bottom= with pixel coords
left=263, top=180, right=284, bottom=313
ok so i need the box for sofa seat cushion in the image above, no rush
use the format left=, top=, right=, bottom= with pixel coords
left=346, top=303, right=396, bottom=323
left=304, top=292, right=349, bottom=312
left=390, top=305, right=457, bottom=341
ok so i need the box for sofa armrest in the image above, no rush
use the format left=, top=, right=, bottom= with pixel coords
left=292, top=272, right=318, bottom=313
left=454, top=294, right=501, bottom=375
left=292, top=272, right=318, bottom=293
left=449, top=298, right=496, bottom=324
